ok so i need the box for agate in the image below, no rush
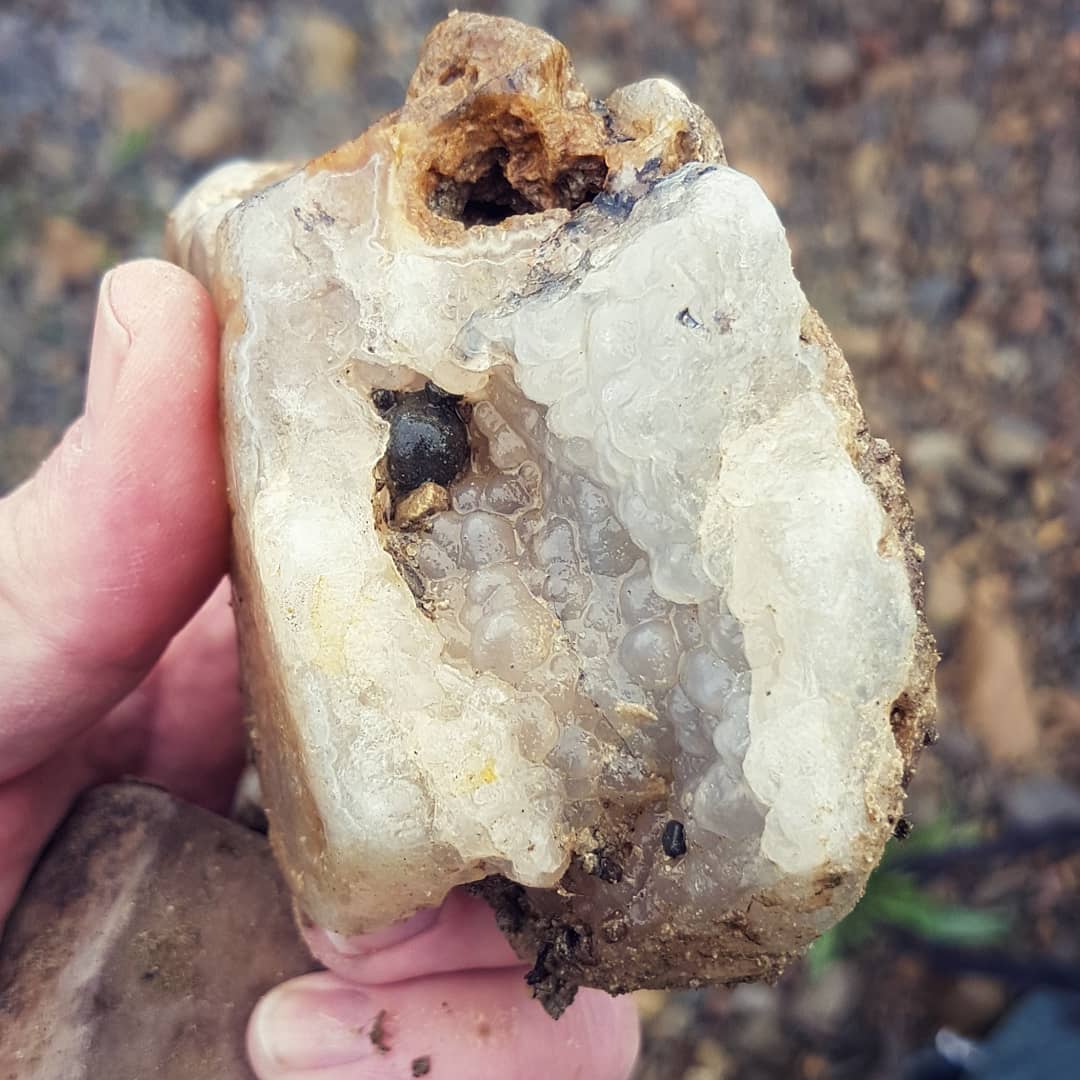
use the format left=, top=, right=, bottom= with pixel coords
left=167, top=13, right=936, bottom=1012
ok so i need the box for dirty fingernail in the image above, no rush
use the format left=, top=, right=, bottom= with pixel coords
left=323, top=905, right=440, bottom=957
left=250, top=984, right=380, bottom=1072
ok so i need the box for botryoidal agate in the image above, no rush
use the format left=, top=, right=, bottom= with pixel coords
left=167, top=13, right=936, bottom=1012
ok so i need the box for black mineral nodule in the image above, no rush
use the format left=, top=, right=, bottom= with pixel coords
left=381, top=383, right=470, bottom=495
left=662, top=819, right=687, bottom=858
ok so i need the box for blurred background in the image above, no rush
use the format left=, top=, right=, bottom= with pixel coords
left=1, top=1, right=1077, bottom=1077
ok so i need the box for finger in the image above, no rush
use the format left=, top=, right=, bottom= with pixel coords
left=305, top=890, right=521, bottom=985
left=0, top=751, right=90, bottom=932
left=247, top=970, right=640, bottom=1080
left=81, top=578, right=245, bottom=814
left=0, top=260, right=227, bottom=781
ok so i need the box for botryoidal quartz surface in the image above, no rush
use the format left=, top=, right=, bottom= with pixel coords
left=167, top=13, right=936, bottom=1012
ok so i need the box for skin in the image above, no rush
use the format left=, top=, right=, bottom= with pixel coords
left=0, top=259, right=640, bottom=1079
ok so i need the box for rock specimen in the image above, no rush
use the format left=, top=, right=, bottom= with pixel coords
left=166, top=13, right=936, bottom=1012
left=0, top=784, right=316, bottom=1079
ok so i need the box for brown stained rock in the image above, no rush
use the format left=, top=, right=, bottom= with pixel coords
left=306, top=12, right=722, bottom=241
left=0, top=784, right=316, bottom=1080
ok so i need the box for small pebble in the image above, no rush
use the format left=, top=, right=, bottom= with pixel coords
left=908, top=272, right=973, bottom=323
left=976, top=416, right=1047, bottom=472
left=904, top=431, right=970, bottom=478
left=169, top=98, right=243, bottom=161
left=790, top=961, right=856, bottom=1033
left=296, top=12, right=361, bottom=95
left=804, top=42, right=858, bottom=96
left=1002, top=776, right=1080, bottom=829
left=920, top=95, right=980, bottom=154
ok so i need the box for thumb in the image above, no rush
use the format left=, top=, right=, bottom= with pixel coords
left=0, top=259, right=227, bottom=781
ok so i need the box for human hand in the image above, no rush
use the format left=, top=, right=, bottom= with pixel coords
left=0, top=259, right=640, bottom=1079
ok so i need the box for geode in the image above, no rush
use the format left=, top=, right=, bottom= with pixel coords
left=167, top=13, right=936, bottom=1012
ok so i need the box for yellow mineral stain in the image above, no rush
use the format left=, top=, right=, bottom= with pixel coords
left=462, top=758, right=498, bottom=792
left=309, top=574, right=346, bottom=675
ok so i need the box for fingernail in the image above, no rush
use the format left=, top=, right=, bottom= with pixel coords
left=251, top=984, right=382, bottom=1071
left=85, top=268, right=133, bottom=428
left=323, top=905, right=440, bottom=957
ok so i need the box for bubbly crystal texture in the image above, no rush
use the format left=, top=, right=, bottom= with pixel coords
left=167, top=12, right=935, bottom=1009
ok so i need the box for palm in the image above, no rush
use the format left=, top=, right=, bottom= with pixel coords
left=0, top=583, right=245, bottom=925
left=75, top=581, right=245, bottom=811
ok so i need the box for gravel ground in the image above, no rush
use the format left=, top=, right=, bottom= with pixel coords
left=2, top=2, right=1078, bottom=1077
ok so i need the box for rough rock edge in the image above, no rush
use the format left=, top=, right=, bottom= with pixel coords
left=804, top=307, right=939, bottom=779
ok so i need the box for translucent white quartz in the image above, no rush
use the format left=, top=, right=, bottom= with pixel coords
left=192, top=153, right=918, bottom=925
left=168, top=20, right=932, bottom=1000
